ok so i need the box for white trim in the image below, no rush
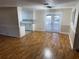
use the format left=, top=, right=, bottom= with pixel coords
left=69, top=34, right=73, bottom=49
left=60, top=32, right=69, bottom=35
left=60, top=32, right=74, bottom=49
left=0, top=33, right=19, bottom=38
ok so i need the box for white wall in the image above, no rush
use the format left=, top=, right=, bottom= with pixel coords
left=17, top=7, right=26, bottom=37
left=0, top=7, right=33, bottom=37
left=34, top=8, right=72, bottom=33
left=69, top=2, right=79, bottom=49
left=22, top=8, right=33, bottom=20
left=0, top=7, right=19, bottom=37
left=49, top=9, right=72, bottom=25
left=33, top=9, right=36, bottom=31
left=49, top=8, right=72, bottom=33
left=34, top=10, right=46, bottom=31
left=17, top=7, right=34, bottom=37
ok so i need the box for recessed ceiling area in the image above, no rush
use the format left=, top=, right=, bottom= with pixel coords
left=0, top=0, right=78, bottom=9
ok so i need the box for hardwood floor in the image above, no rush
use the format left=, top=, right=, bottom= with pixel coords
left=0, top=31, right=79, bottom=59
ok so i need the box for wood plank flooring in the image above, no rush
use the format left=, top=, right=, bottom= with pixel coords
left=0, top=31, right=79, bottom=59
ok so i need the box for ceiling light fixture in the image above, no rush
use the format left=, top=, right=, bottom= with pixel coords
left=46, top=5, right=52, bottom=8
left=43, top=0, right=53, bottom=8
left=44, top=3, right=48, bottom=5
left=43, top=0, right=56, bottom=8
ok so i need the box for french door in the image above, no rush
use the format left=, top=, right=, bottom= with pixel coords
left=44, top=13, right=62, bottom=33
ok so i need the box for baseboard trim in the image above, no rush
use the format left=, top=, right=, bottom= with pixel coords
left=69, top=35, right=73, bottom=49
left=34, top=30, right=69, bottom=35
left=60, top=32, right=69, bottom=35
left=61, top=32, right=74, bottom=49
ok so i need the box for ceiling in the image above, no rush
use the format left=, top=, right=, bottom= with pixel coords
left=0, top=0, right=78, bottom=9
left=23, top=0, right=77, bottom=4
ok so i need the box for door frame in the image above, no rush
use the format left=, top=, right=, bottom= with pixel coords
left=46, top=12, right=63, bottom=33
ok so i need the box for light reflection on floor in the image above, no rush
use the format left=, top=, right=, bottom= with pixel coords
left=43, top=48, right=54, bottom=59
left=42, top=33, right=60, bottom=59
left=52, top=33, right=59, bottom=46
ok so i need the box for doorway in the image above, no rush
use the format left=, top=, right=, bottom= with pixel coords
left=44, top=13, right=62, bottom=33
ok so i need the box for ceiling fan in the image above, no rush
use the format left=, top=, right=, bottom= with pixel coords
left=43, top=0, right=56, bottom=8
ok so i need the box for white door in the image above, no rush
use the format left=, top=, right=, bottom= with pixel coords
left=51, top=14, right=62, bottom=32
left=44, top=16, right=52, bottom=31
left=44, top=14, right=62, bottom=33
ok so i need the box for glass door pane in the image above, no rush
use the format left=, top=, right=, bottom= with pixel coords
left=44, top=13, right=62, bottom=33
